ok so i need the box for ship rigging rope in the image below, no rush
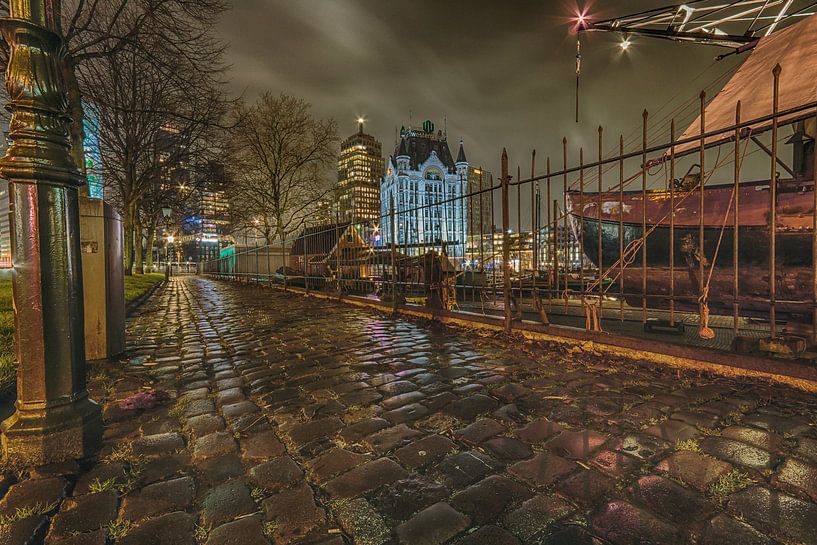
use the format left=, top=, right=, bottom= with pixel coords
left=698, top=134, right=752, bottom=339
left=579, top=136, right=749, bottom=339
left=583, top=144, right=729, bottom=295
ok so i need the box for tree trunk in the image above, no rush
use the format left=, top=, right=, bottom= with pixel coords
left=145, top=223, right=156, bottom=272
left=133, top=216, right=144, bottom=275
left=123, top=205, right=134, bottom=276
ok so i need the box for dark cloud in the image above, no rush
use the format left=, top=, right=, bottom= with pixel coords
left=219, top=1, right=743, bottom=176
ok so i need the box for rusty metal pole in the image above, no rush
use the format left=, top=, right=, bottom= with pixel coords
left=642, top=110, right=649, bottom=323
left=770, top=65, right=781, bottom=337
left=517, top=166, right=522, bottom=309
left=477, top=166, right=485, bottom=288
left=282, top=235, right=288, bottom=291
left=546, top=158, right=553, bottom=311
left=579, top=149, right=585, bottom=297
left=598, top=126, right=604, bottom=320
left=552, top=198, right=558, bottom=309
left=390, top=194, right=397, bottom=314
left=670, top=121, right=676, bottom=327
left=490, top=173, right=496, bottom=299
left=0, top=0, right=102, bottom=464
left=304, top=223, right=310, bottom=294
left=813, top=102, right=817, bottom=344
left=733, top=103, right=741, bottom=332
left=563, top=138, right=569, bottom=311
left=531, top=151, right=537, bottom=275
left=468, top=168, right=474, bottom=302
left=502, top=149, right=512, bottom=333
left=699, top=91, right=708, bottom=333
left=335, top=211, right=342, bottom=301
left=619, top=135, right=625, bottom=321
left=267, top=235, right=272, bottom=289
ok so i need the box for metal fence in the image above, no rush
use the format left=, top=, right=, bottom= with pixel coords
left=205, top=66, right=817, bottom=359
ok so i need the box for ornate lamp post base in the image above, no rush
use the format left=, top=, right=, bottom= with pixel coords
left=2, top=398, right=101, bottom=465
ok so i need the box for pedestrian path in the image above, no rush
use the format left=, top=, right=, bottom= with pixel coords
left=2, top=276, right=816, bottom=545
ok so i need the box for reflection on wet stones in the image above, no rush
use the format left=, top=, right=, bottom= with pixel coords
left=51, top=278, right=817, bottom=545
left=374, top=477, right=450, bottom=520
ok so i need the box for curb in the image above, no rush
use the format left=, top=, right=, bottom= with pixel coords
left=126, top=278, right=168, bottom=317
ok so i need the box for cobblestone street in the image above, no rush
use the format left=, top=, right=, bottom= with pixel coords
left=3, top=276, right=817, bottom=545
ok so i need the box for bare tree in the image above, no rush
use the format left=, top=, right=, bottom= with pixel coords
left=84, top=37, right=228, bottom=274
left=0, top=0, right=230, bottom=182
left=225, top=93, right=338, bottom=246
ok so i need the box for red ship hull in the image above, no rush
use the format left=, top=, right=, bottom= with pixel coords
left=567, top=179, right=815, bottom=318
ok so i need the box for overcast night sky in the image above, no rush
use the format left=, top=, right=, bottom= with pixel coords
left=218, top=1, right=745, bottom=176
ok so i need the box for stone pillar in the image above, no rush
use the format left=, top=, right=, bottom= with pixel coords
left=0, top=0, right=102, bottom=465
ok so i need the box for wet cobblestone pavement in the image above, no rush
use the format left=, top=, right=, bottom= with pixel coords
left=3, top=276, right=817, bottom=545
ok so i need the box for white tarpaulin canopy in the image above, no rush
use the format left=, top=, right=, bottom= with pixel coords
left=676, top=13, right=817, bottom=154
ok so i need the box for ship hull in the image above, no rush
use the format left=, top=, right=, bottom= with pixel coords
left=567, top=180, right=816, bottom=318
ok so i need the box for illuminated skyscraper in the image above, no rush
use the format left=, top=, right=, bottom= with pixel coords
left=337, top=119, right=385, bottom=223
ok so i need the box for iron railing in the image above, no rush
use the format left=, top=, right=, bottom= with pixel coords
left=204, top=66, right=817, bottom=358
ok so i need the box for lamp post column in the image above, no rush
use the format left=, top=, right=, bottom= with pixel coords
left=0, top=0, right=102, bottom=464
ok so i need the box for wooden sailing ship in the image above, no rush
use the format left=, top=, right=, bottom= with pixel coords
left=567, top=14, right=817, bottom=319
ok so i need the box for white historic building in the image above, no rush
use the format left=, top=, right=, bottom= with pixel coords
left=380, top=120, right=468, bottom=260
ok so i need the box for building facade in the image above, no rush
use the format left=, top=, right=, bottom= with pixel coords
left=337, top=120, right=385, bottom=224
left=539, top=224, right=585, bottom=271
left=182, top=187, right=231, bottom=262
left=380, top=120, right=468, bottom=260
left=467, top=167, right=492, bottom=235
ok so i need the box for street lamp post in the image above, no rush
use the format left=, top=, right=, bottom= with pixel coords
left=0, top=0, right=102, bottom=464
left=166, top=235, right=175, bottom=275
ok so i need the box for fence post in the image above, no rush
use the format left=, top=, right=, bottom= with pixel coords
left=770, top=65, right=781, bottom=337
left=390, top=194, right=398, bottom=314
left=282, top=236, right=287, bottom=291
left=336, top=212, right=342, bottom=301
left=305, top=224, right=310, bottom=295
left=502, top=149, right=512, bottom=334
left=642, top=109, right=649, bottom=323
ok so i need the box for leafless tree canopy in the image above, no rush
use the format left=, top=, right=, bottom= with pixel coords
left=225, top=93, right=338, bottom=245
left=72, top=1, right=231, bottom=273
left=0, top=1, right=345, bottom=269
left=0, top=0, right=230, bottom=171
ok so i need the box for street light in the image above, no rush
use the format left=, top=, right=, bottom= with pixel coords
left=166, top=234, right=175, bottom=265
left=0, top=0, right=102, bottom=463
